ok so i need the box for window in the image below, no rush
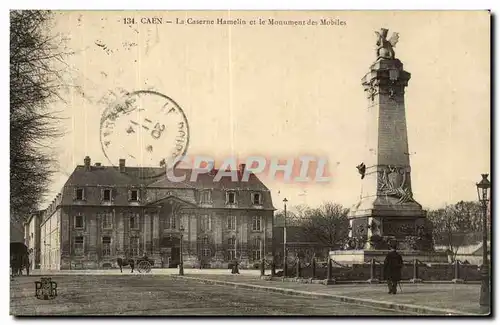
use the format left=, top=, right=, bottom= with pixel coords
left=227, top=215, right=236, bottom=230
left=130, top=213, right=140, bottom=230
left=75, top=188, right=85, bottom=200
left=102, top=189, right=112, bottom=202
left=252, top=216, right=262, bottom=231
left=102, top=236, right=111, bottom=256
left=202, top=237, right=210, bottom=257
left=101, top=212, right=112, bottom=229
left=200, top=215, right=211, bottom=232
left=74, top=236, right=84, bottom=255
left=166, top=215, right=176, bottom=229
left=252, top=237, right=261, bottom=261
left=200, top=190, right=212, bottom=203
left=227, top=237, right=236, bottom=260
left=129, top=189, right=139, bottom=201
left=74, top=215, right=84, bottom=229
left=226, top=191, right=236, bottom=204
left=130, top=236, right=140, bottom=256
left=252, top=193, right=262, bottom=205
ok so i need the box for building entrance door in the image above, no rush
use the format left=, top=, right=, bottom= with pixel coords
left=160, top=236, right=180, bottom=268
left=171, top=247, right=180, bottom=268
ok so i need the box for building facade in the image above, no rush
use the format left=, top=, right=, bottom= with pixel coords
left=40, top=157, right=275, bottom=270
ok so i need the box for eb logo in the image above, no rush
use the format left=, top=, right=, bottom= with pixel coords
left=35, top=277, right=57, bottom=300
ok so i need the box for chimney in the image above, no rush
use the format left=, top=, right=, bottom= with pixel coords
left=119, top=159, right=126, bottom=172
left=95, top=162, right=101, bottom=167
left=84, top=156, right=91, bottom=171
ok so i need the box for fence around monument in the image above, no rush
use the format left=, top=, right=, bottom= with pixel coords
left=266, top=258, right=482, bottom=282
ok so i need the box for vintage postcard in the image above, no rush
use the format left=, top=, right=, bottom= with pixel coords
left=10, top=10, right=491, bottom=316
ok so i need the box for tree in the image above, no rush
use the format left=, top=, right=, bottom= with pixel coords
left=298, top=202, right=350, bottom=250
left=427, top=201, right=482, bottom=262
left=10, top=10, right=68, bottom=223
left=274, top=204, right=308, bottom=227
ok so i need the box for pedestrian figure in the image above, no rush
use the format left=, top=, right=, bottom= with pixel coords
left=231, top=259, right=240, bottom=274
left=383, top=242, right=403, bottom=294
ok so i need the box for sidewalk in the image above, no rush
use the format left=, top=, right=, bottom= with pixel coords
left=172, top=273, right=486, bottom=315
left=26, top=268, right=263, bottom=276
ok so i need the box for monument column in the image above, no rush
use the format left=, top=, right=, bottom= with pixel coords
left=349, top=28, right=426, bottom=246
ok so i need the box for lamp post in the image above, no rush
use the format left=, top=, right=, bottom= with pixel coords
left=476, top=174, right=491, bottom=313
left=179, top=225, right=185, bottom=276
left=283, top=198, right=288, bottom=277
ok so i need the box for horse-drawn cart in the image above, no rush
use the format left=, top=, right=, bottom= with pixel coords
left=136, top=258, right=153, bottom=273
left=117, top=256, right=154, bottom=273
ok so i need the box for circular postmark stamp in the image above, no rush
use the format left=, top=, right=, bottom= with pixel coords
left=100, top=90, right=189, bottom=177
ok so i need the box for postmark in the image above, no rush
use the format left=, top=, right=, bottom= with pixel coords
left=100, top=90, right=189, bottom=177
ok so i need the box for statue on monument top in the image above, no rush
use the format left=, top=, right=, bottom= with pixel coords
left=375, top=28, right=399, bottom=60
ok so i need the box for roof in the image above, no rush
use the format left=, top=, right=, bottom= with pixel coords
left=59, top=163, right=274, bottom=209
left=65, top=165, right=270, bottom=190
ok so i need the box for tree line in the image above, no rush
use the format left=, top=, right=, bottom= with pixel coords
left=275, top=200, right=487, bottom=261
left=10, top=10, right=68, bottom=224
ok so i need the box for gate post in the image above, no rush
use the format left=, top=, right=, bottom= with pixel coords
left=367, top=258, right=379, bottom=284
left=410, top=258, right=423, bottom=283
left=452, top=260, right=464, bottom=283
left=325, top=258, right=336, bottom=285
left=271, top=259, right=276, bottom=277
left=296, top=258, right=301, bottom=278
left=312, top=257, right=316, bottom=279
left=283, top=256, right=288, bottom=278
left=260, top=259, right=265, bottom=276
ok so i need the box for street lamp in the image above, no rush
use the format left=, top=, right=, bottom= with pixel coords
left=179, top=225, right=185, bottom=276
left=476, top=174, right=491, bottom=313
left=283, top=198, right=288, bottom=277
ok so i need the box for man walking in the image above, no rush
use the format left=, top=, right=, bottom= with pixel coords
left=383, top=242, right=403, bottom=294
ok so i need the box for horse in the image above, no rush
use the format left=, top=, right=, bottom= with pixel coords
left=10, top=242, right=30, bottom=277
left=117, top=258, right=135, bottom=273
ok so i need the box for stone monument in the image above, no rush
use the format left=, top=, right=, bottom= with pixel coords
left=330, top=28, right=447, bottom=264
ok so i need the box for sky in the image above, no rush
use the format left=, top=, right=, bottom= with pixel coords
left=42, top=10, right=490, bottom=211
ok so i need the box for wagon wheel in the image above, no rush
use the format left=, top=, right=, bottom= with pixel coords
left=137, top=260, right=151, bottom=273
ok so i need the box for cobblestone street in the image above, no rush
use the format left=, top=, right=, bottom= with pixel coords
left=10, top=274, right=412, bottom=316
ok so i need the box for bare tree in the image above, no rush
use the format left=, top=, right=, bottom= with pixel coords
left=10, top=10, right=68, bottom=222
left=298, top=202, right=350, bottom=250
left=428, top=201, right=482, bottom=262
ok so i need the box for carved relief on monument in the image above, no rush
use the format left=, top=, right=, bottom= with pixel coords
left=377, top=165, right=415, bottom=204
left=363, top=78, right=405, bottom=102
left=363, top=79, right=379, bottom=101
left=383, top=220, right=415, bottom=237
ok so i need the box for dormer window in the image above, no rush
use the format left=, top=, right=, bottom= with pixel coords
left=74, top=188, right=85, bottom=201
left=129, top=189, right=139, bottom=202
left=200, top=190, right=212, bottom=204
left=252, top=192, right=262, bottom=205
left=226, top=191, right=236, bottom=205
left=103, top=189, right=111, bottom=202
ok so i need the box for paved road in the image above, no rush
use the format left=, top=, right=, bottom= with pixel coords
left=10, top=274, right=411, bottom=316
